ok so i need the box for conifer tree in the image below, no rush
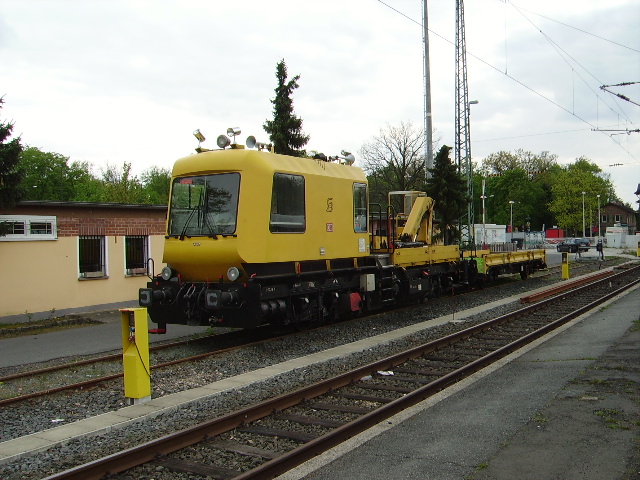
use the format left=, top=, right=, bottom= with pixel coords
left=263, top=59, right=310, bottom=157
left=425, top=145, right=467, bottom=245
left=0, top=97, right=24, bottom=210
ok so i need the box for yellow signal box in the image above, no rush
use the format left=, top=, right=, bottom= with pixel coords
left=120, top=308, right=151, bottom=404
left=561, top=252, right=570, bottom=280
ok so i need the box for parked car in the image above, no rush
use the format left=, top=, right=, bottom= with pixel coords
left=556, top=238, right=591, bottom=253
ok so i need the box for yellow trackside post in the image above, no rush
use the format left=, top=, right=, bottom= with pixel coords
left=121, top=308, right=151, bottom=405
left=561, top=252, right=570, bottom=280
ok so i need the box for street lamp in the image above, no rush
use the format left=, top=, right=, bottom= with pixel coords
left=468, top=100, right=479, bottom=247
left=509, top=200, right=515, bottom=234
left=597, top=194, right=601, bottom=238
left=582, top=191, right=586, bottom=237
left=480, top=192, right=494, bottom=248
left=480, top=178, right=487, bottom=247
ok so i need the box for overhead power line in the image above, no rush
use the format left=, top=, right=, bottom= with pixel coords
left=375, top=0, right=595, bottom=128
left=375, top=0, right=639, bottom=165
left=507, top=1, right=635, bottom=125
left=510, top=4, right=640, bottom=53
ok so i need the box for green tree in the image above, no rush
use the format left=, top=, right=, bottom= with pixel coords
left=263, top=59, right=310, bottom=157
left=20, top=147, right=74, bottom=201
left=484, top=168, right=547, bottom=231
left=425, top=145, right=467, bottom=245
left=482, top=149, right=558, bottom=175
left=68, top=161, right=104, bottom=202
left=549, top=157, right=615, bottom=235
left=0, top=97, right=24, bottom=209
left=0, top=97, right=24, bottom=237
left=477, top=150, right=559, bottom=231
left=101, top=162, right=144, bottom=203
left=20, top=147, right=105, bottom=202
left=360, top=121, right=427, bottom=205
left=140, top=166, right=171, bottom=205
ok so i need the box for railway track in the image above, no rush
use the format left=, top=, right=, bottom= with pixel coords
left=43, top=263, right=640, bottom=480
left=0, top=326, right=287, bottom=406
left=0, top=258, right=622, bottom=408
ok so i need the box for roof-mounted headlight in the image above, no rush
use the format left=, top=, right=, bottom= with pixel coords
left=217, top=135, right=231, bottom=149
left=193, top=129, right=205, bottom=142
left=340, top=150, right=355, bottom=165
left=246, top=135, right=273, bottom=152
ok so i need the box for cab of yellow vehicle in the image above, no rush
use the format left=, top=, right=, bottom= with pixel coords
left=162, top=142, right=369, bottom=283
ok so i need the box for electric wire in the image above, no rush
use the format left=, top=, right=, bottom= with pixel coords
left=507, top=1, right=634, bottom=125
left=376, top=1, right=595, bottom=127
left=505, top=1, right=638, bottom=162
left=511, top=4, right=640, bottom=53
left=375, top=0, right=639, bottom=165
left=474, top=128, right=591, bottom=143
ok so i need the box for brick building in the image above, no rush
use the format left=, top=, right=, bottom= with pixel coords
left=598, top=202, right=638, bottom=235
left=0, top=201, right=167, bottom=321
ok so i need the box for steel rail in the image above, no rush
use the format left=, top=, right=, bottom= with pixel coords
left=1, top=259, right=575, bottom=406
left=236, top=275, right=640, bottom=479
left=520, top=269, right=614, bottom=303
left=0, top=328, right=279, bottom=407
left=0, top=332, right=223, bottom=383
left=42, top=265, right=640, bottom=480
left=3, top=259, right=623, bottom=384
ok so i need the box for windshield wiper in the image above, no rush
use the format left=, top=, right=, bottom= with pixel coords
left=200, top=186, right=220, bottom=239
left=202, top=214, right=218, bottom=239
left=179, top=208, right=198, bottom=241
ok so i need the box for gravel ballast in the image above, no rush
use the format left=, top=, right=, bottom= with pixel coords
left=0, top=261, right=633, bottom=479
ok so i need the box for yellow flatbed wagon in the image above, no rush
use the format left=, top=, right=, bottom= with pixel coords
left=477, top=249, right=547, bottom=279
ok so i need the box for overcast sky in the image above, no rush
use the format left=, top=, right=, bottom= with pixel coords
left=1, top=0, right=639, bottom=207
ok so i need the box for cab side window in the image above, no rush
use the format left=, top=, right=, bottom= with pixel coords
left=353, top=183, right=368, bottom=232
left=270, top=173, right=306, bottom=233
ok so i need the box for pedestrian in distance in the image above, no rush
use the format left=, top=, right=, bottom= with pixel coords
left=596, top=240, right=605, bottom=260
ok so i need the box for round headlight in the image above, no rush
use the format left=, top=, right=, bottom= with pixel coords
left=161, top=266, right=174, bottom=281
left=227, top=267, right=241, bottom=282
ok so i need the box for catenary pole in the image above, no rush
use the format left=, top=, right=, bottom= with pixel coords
left=423, top=0, right=433, bottom=179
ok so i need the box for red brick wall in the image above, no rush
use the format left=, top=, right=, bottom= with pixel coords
left=57, top=216, right=166, bottom=237
left=2, top=203, right=168, bottom=237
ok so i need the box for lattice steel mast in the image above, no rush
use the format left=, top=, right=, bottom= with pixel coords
left=454, top=0, right=474, bottom=250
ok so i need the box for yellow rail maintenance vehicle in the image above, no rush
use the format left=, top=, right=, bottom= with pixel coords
left=140, top=128, right=546, bottom=331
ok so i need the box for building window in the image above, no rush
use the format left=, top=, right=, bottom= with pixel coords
left=30, top=222, right=53, bottom=235
left=353, top=183, right=368, bottom=233
left=79, top=235, right=107, bottom=278
left=601, top=214, right=607, bottom=223
left=614, top=214, right=621, bottom=223
left=6, top=221, right=25, bottom=235
left=270, top=173, right=305, bottom=233
left=0, top=215, right=57, bottom=241
left=125, top=235, right=149, bottom=275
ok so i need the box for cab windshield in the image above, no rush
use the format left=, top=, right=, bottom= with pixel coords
left=168, top=173, right=240, bottom=238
